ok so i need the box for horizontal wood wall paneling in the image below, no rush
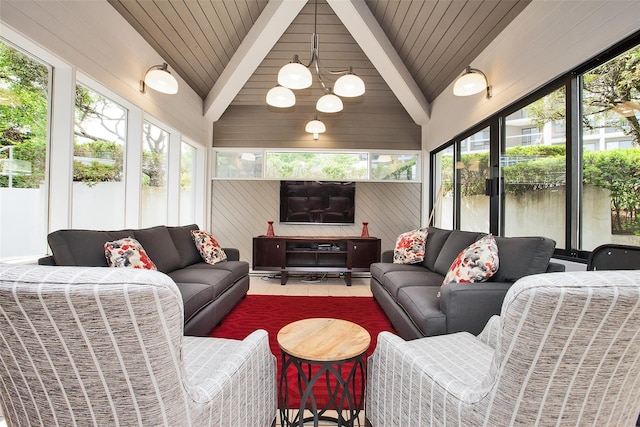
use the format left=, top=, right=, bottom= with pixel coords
left=211, top=181, right=422, bottom=266
left=213, top=105, right=420, bottom=150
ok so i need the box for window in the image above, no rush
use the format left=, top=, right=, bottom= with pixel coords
left=502, top=87, right=566, bottom=247
left=141, top=120, right=169, bottom=227
left=431, top=34, right=640, bottom=261
left=581, top=44, right=640, bottom=251
left=179, top=141, right=196, bottom=224
left=72, top=83, right=127, bottom=229
left=216, top=151, right=263, bottom=179
left=370, top=153, right=419, bottom=181
left=266, top=152, right=367, bottom=180
left=432, top=146, right=454, bottom=229
left=0, top=40, right=50, bottom=259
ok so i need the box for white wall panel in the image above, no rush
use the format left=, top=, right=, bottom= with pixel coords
left=210, top=180, right=422, bottom=266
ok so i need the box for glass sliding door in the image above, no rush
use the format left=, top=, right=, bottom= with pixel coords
left=502, top=87, right=567, bottom=247
left=458, top=127, right=490, bottom=232
left=581, top=43, right=640, bottom=250
left=432, top=147, right=454, bottom=229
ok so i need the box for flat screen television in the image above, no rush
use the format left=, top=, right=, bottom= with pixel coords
left=280, top=181, right=355, bottom=224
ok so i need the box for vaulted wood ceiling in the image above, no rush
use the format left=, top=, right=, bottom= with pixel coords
left=108, top=0, right=530, bottom=123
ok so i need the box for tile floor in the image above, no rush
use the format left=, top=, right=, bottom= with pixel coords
left=0, top=273, right=372, bottom=427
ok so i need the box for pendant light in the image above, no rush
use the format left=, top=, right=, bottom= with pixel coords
left=305, top=115, right=326, bottom=140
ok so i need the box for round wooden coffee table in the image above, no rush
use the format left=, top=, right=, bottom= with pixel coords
left=277, top=318, right=371, bottom=427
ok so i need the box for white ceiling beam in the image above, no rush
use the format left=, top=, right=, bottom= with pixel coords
left=327, top=0, right=430, bottom=125
left=204, top=0, right=307, bottom=122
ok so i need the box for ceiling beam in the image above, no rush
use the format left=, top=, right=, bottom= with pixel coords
left=327, top=0, right=430, bottom=125
left=203, top=0, right=307, bottom=122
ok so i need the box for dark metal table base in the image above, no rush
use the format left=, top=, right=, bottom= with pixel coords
left=279, top=351, right=366, bottom=427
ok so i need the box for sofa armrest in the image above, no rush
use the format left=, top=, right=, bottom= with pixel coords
left=546, top=261, right=565, bottom=273
left=222, top=248, right=240, bottom=262
left=38, top=255, right=57, bottom=266
left=381, top=250, right=394, bottom=263
left=439, top=282, right=513, bottom=335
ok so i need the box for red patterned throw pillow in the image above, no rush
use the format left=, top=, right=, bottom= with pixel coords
left=393, top=228, right=428, bottom=264
left=442, top=234, right=499, bottom=285
left=104, top=237, right=157, bottom=270
left=191, top=230, right=227, bottom=265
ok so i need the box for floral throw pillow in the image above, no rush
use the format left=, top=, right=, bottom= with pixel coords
left=104, top=237, right=157, bottom=270
left=191, top=230, right=227, bottom=265
left=393, top=228, right=428, bottom=264
left=442, top=234, right=499, bottom=286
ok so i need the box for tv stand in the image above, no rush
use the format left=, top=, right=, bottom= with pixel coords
left=252, top=236, right=381, bottom=286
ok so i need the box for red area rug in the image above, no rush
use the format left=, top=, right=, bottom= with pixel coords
left=209, top=294, right=395, bottom=409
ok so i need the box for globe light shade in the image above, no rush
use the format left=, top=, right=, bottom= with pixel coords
left=305, top=118, right=326, bottom=134
left=334, top=73, right=365, bottom=97
left=266, top=85, right=295, bottom=108
left=316, top=93, right=343, bottom=113
left=453, top=68, right=487, bottom=96
left=278, top=57, right=312, bottom=89
left=142, top=64, right=179, bottom=94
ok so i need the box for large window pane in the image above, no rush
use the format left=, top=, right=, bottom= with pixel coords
left=432, top=147, right=454, bottom=229
left=73, top=84, right=126, bottom=229
left=503, top=87, right=566, bottom=247
left=581, top=44, right=640, bottom=250
left=179, top=141, right=196, bottom=224
left=216, top=151, right=263, bottom=178
left=459, top=127, right=490, bottom=232
left=141, top=121, right=168, bottom=227
left=370, top=153, right=419, bottom=181
left=265, top=152, right=367, bottom=180
left=0, top=41, right=50, bottom=258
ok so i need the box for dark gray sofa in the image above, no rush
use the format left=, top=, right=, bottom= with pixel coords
left=38, top=224, right=249, bottom=337
left=371, top=226, right=565, bottom=340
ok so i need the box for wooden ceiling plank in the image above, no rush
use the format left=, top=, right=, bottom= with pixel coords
left=204, top=0, right=308, bottom=122
left=329, top=0, right=430, bottom=125
left=181, top=1, right=229, bottom=77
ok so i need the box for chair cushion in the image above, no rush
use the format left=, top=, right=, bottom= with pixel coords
left=133, top=226, right=182, bottom=274
left=396, top=285, right=446, bottom=336
left=442, top=234, right=499, bottom=285
left=393, top=228, right=428, bottom=264
left=48, top=229, right=135, bottom=266
left=104, top=237, right=157, bottom=270
left=490, top=236, right=555, bottom=282
left=167, top=224, right=203, bottom=267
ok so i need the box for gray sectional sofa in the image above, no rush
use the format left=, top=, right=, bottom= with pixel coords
left=38, top=224, right=249, bottom=337
left=371, top=226, right=565, bottom=340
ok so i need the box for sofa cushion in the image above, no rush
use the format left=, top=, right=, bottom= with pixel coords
left=179, top=261, right=249, bottom=284
left=133, top=226, right=182, bottom=274
left=167, top=224, right=202, bottom=268
left=393, top=228, right=428, bottom=264
left=396, top=285, right=446, bottom=336
left=104, top=237, right=157, bottom=270
left=48, top=229, right=135, bottom=266
left=433, top=230, right=486, bottom=276
left=370, top=262, right=426, bottom=282
left=382, top=270, right=445, bottom=300
left=442, top=234, right=499, bottom=285
left=174, top=282, right=214, bottom=324
left=423, top=227, right=453, bottom=271
left=490, top=236, right=556, bottom=282
left=168, top=267, right=234, bottom=300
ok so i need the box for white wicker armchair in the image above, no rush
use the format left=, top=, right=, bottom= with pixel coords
left=0, top=264, right=276, bottom=427
left=366, top=270, right=640, bottom=426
